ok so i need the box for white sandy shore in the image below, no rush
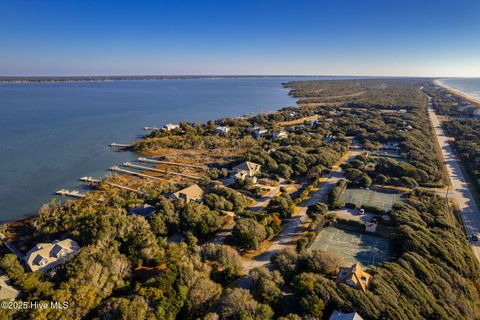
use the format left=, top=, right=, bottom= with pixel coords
left=433, top=79, right=480, bottom=106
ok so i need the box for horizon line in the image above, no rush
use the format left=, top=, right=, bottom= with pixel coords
left=2, top=74, right=476, bottom=79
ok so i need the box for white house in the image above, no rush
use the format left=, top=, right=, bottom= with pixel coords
left=216, top=126, right=230, bottom=135
left=272, top=130, right=288, bottom=140
left=163, top=123, right=180, bottom=131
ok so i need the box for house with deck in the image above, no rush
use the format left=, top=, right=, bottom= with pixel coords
left=25, top=239, right=80, bottom=273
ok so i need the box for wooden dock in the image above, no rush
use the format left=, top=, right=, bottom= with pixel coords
left=80, top=176, right=100, bottom=184
left=55, top=189, right=86, bottom=198
left=80, top=177, right=148, bottom=196
left=138, top=157, right=208, bottom=170
left=123, top=162, right=201, bottom=180
left=109, top=143, right=132, bottom=148
left=144, top=126, right=160, bottom=131
left=0, top=233, right=25, bottom=260
left=110, top=166, right=171, bottom=182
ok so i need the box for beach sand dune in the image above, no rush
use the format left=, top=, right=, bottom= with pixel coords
left=433, top=79, right=480, bottom=106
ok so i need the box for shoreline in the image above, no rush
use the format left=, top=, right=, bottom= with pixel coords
left=0, top=75, right=323, bottom=84
left=433, top=79, right=480, bottom=106
left=1, top=117, right=270, bottom=226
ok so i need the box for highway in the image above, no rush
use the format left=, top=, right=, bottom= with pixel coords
left=427, top=96, right=480, bottom=261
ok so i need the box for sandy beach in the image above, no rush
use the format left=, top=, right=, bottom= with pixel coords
left=433, top=79, right=480, bottom=106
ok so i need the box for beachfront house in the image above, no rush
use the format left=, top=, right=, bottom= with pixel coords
left=272, top=130, right=288, bottom=140
left=216, top=126, right=230, bottom=135
left=170, top=184, right=205, bottom=203
left=335, top=263, right=372, bottom=292
left=163, top=123, right=180, bottom=131
left=329, top=310, right=364, bottom=320
left=0, top=274, right=20, bottom=300
left=25, top=239, right=80, bottom=273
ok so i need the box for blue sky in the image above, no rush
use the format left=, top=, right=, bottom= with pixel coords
left=1, top=0, right=479, bottom=76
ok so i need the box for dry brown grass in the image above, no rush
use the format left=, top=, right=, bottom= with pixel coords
left=279, top=115, right=319, bottom=127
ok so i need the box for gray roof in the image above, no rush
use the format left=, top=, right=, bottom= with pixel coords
left=0, top=275, right=20, bottom=300
left=129, top=204, right=156, bottom=217
left=329, top=311, right=364, bottom=320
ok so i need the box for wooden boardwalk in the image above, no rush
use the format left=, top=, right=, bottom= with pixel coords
left=138, top=157, right=208, bottom=170
left=110, top=166, right=172, bottom=182
left=124, top=162, right=201, bottom=180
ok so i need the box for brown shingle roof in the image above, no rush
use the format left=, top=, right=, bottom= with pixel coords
left=335, top=263, right=372, bottom=292
left=172, top=184, right=205, bottom=202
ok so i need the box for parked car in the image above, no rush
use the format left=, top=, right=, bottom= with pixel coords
left=359, top=208, right=365, bottom=215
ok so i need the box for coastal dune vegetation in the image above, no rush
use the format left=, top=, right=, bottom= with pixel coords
left=0, top=79, right=478, bottom=320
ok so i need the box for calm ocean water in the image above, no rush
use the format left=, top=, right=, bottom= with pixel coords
left=438, top=78, right=480, bottom=100
left=0, top=77, right=334, bottom=221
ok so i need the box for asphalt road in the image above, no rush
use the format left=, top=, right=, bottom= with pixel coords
left=242, top=148, right=363, bottom=272
left=427, top=96, right=480, bottom=261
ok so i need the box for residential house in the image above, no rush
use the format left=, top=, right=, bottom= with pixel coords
left=163, top=123, right=180, bottom=131
left=129, top=204, right=156, bottom=218
left=252, top=127, right=268, bottom=139
left=216, top=126, right=230, bottom=135
left=25, top=239, right=80, bottom=272
left=329, top=310, right=364, bottom=320
left=0, top=274, right=20, bottom=300
left=170, top=184, right=205, bottom=202
left=383, top=141, right=400, bottom=150
left=272, top=130, right=288, bottom=140
left=335, top=263, right=372, bottom=292
left=232, top=161, right=262, bottom=181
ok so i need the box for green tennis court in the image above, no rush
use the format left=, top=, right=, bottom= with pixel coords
left=341, top=188, right=404, bottom=211
left=310, top=227, right=392, bottom=266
